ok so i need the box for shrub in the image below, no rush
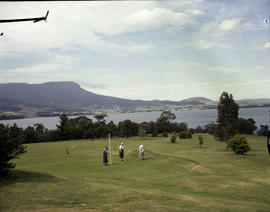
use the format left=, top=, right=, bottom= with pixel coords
left=195, top=125, right=204, bottom=133
left=151, top=130, right=158, bottom=137
left=228, top=134, right=251, bottom=155
left=198, top=135, right=203, bottom=147
left=187, top=131, right=192, bottom=139
left=179, top=131, right=187, bottom=139
left=179, top=131, right=192, bottom=139
left=162, top=131, right=168, bottom=137
left=171, top=133, right=177, bottom=143
left=188, top=128, right=195, bottom=134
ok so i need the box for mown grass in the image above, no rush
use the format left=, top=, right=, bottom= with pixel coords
left=1, top=134, right=270, bottom=212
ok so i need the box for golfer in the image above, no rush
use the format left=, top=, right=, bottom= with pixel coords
left=103, top=147, right=108, bottom=166
left=119, top=143, right=124, bottom=161
left=139, top=144, right=144, bottom=160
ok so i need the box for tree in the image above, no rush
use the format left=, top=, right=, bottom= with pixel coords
left=118, top=120, right=139, bottom=138
left=139, top=122, right=154, bottom=134
left=138, top=127, right=147, bottom=137
left=257, top=125, right=268, bottom=136
left=94, top=114, right=107, bottom=123
left=0, top=124, right=27, bottom=175
left=195, top=125, right=203, bottom=133
left=93, top=121, right=107, bottom=138
left=178, top=122, right=188, bottom=132
left=56, top=113, right=70, bottom=140
left=156, top=111, right=176, bottom=133
left=203, top=122, right=216, bottom=134
left=107, top=121, right=118, bottom=137
left=23, top=126, right=37, bottom=143
left=238, top=118, right=257, bottom=134
left=34, top=123, right=46, bottom=142
left=77, top=116, right=94, bottom=139
left=67, top=116, right=94, bottom=139
left=215, top=92, right=239, bottom=141
left=228, top=134, right=251, bottom=155
left=156, top=116, right=169, bottom=133
left=160, top=111, right=176, bottom=121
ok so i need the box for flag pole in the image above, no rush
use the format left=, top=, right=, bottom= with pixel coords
left=109, top=133, right=112, bottom=165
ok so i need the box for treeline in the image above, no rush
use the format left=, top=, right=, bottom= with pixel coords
left=2, top=111, right=268, bottom=144
left=20, top=111, right=195, bottom=143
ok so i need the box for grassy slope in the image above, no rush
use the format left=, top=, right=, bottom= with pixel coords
left=1, top=134, right=270, bottom=212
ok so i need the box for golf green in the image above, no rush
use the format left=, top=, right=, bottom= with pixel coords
left=1, top=134, right=270, bottom=211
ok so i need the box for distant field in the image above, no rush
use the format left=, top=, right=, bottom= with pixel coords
left=1, top=134, right=270, bottom=212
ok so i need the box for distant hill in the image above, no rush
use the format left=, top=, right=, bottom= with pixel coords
left=236, top=98, right=270, bottom=105
left=179, top=97, right=216, bottom=105
left=0, top=81, right=269, bottom=118
left=0, top=81, right=182, bottom=110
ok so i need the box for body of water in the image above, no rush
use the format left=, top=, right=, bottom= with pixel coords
left=1, top=107, right=270, bottom=130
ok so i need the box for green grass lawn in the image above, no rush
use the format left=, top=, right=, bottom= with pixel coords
left=1, top=134, right=270, bottom=212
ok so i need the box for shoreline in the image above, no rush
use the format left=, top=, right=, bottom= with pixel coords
left=1, top=104, right=270, bottom=121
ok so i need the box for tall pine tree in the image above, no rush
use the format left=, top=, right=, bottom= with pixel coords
left=215, top=92, right=239, bottom=141
left=56, top=113, right=70, bottom=140
left=0, top=123, right=27, bottom=175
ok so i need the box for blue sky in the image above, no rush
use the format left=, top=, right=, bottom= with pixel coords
left=0, top=0, right=269, bottom=101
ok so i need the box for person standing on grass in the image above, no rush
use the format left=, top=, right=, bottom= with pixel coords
left=119, top=143, right=124, bottom=161
left=103, top=147, right=108, bottom=166
left=139, top=144, right=144, bottom=160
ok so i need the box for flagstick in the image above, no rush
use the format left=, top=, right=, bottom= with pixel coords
left=109, top=134, right=112, bottom=165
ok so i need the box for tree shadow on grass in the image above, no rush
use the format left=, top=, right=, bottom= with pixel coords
left=0, top=170, right=59, bottom=187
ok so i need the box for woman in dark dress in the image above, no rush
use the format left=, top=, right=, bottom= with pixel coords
left=103, top=148, right=108, bottom=166
left=119, top=143, right=124, bottom=161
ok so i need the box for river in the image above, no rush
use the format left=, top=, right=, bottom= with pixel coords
left=0, top=107, right=269, bottom=130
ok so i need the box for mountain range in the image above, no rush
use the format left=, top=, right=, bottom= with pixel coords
left=0, top=81, right=269, bottom=118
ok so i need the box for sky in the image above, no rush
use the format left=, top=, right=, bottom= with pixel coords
left=0, top=0, right=269, bottom=101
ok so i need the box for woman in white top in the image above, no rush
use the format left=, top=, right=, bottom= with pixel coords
left=139, top=144, right=144, bottom=160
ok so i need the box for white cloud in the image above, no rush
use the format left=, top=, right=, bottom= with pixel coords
left=97, top=8, right=196, bottom=35
left=229, top=79, right=270, bottom=87
left=255, top=66, right=264, bottom=70
left=191, top=62, right=263, bottom=73
left=192, top=40, right=212, bottom=50
left=185, top=9, right=205, bottom=16
left=5, top=54, right=75, bottom=74
left=170, top=60, right=264, bottom=74
left=0, top=2, right=205, bottom=57
left=1, top=56, right=109, bottom=90
left=167, top=72, right=184, bottom=77
left=252, top=42, right=270, bottom=50
left=200, top=17, right=258, bottom=39
left=117, top=43, right=154, bottom=54
left=165, top=0, right=205, bottom=9
left=97, top=82, right=212, bottom=101
left=0, top=2, right=159, bottom=57
left=0, top=1, right=269, bottom=101
left=211, top=18, right=242, bottom=38
left=219, top=18, right=241, bottom=31
left=77, top=81, right=107, bottom=90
